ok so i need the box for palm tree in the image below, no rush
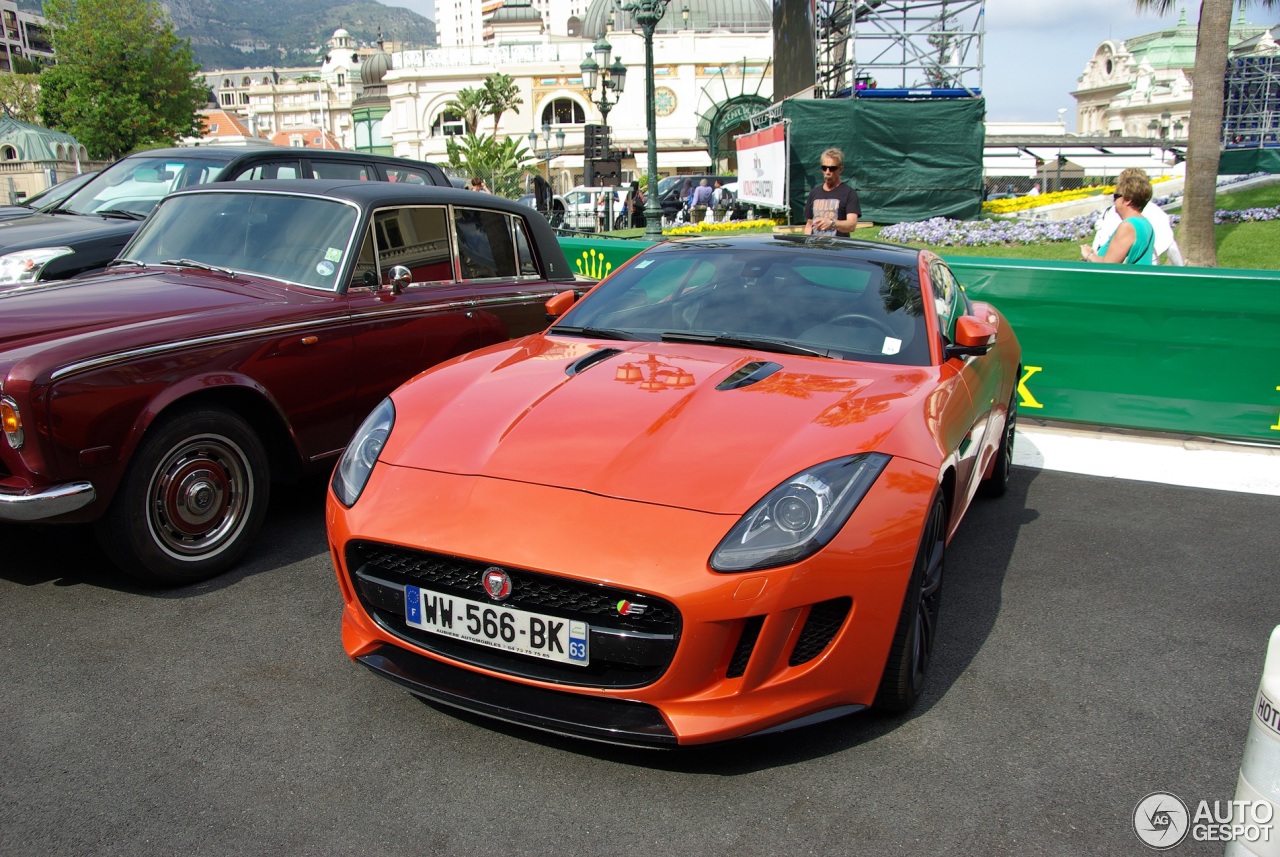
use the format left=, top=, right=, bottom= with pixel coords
left=443, top=87, right=487, bottom=135
left=1134, top=0, right=1277, bottom=266
left=482, top=72, right=524, bottom=137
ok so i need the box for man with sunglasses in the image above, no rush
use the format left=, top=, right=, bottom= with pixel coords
left=804, top=148, right=861, bottom=237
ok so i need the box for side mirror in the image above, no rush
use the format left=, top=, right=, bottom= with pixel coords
left=545, top=289, right=576, bottom=320
left=387, top=265, right=411, bottom=294
left=944, top=315, right=997, bottom=359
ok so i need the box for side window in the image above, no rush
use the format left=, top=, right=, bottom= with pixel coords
left=232, top=161, right=302, bottom=180
left=350, top=228, right=378, bottom=290
left=373, top=206, right=453, bottom=284
left=513, top=217, right=539, bottom=276
left=311, top=160, right=372, bottom=180
left=383, top=167, right=430, bottom=185
left=454, top=208, right=518, bottom=280
left=931, top=263, right=962, bottom=342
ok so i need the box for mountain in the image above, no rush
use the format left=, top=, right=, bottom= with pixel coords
left=19, top=0, right=437, bottom=72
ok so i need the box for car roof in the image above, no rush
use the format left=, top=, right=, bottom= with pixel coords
left=120, top=146, right=440, bottom=169
left=162, top=178, right=529, bottom=212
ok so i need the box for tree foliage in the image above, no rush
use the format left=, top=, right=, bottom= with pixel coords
left=0, top=74, right=43, bottom=124
left=1133, top=0, right=1278, bottom=266
left=37, top=0, right=208, bottom=160
left=444, top=87, right=487, bottom=136
left=444, top=133, right=535, bottom=198
left=482, top=72, right=524, bottom=136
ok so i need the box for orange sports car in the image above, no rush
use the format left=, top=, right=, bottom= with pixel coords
left=327, top=234, right=1022, bottom=747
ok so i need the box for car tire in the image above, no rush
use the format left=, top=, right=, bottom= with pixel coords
left=94, top=406, right=270, bottom=586
left=978, top=386, right=1017, bottom=499
left=873, top=490, right=946, bottom=714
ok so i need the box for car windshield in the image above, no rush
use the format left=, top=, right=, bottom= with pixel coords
left=553, top=241, right=932, bottom=366
left=122, top=191, right=360, bottom=291
left=57, top=156, right=229, bottom=217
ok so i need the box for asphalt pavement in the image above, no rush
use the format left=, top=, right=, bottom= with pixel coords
left=2, top=447, right=1278, bottom=855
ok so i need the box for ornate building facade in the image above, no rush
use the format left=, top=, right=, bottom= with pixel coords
left=1073, top=5, right=1273, bottom=143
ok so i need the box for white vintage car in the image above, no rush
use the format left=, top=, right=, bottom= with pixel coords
left=562, top=185, right=630, bottom=232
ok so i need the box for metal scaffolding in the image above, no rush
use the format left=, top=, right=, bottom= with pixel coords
left=816, top=0, right=985, bottom=98
left=1223, top=56, right=1280, bottom=148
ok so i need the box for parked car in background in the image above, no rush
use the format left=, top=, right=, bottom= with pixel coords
left=517, top=192, right=567, bottom=228
left=0, top=180, right=575, bottom=585
left=562, top=185, right=629, bottom=232
left=0, top=146, right=451, bottom=287
left=326, top=233, right=1022, bottom=746
left=0, top=170, right=99, bottom=221
left=656, top=174, right=735, bottom=221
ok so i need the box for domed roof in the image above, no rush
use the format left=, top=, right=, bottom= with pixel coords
left=333, top=27, right=351, bottom=39
left=490, top=0, right=542, bottom=26
left=360, top=49, right=392, bottom=85
left=580, top=0, right=769, bottom=39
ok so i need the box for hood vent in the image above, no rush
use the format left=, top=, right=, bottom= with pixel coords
left=716, top=360, right=782, bottom=391
left=565, top=347, right=623, bottom=376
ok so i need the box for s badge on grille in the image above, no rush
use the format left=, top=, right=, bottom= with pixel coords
left=616, top=599, right=648, bottom=617
left=482, top=567, right=512, bottom=601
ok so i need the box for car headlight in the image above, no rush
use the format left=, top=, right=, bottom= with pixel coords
left=331, top=398, right=395, bottom=507
left=710, top=453, right=891, bottom=572
left=1, top=395, right=22, bottom=449
left=0, top=247, right=75, bottom=285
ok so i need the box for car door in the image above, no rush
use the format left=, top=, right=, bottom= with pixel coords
left=344, top=204, right=488, bottom=422
left=452, top=203, right=564, bottom=337
left=931, top=259, right=1002, bottom=504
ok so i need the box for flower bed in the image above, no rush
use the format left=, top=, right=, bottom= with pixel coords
left=662, top=217, right=785, bottom=236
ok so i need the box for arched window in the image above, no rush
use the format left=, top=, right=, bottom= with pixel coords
left=222, top=78, right=231, bottom=88
left=541, top=98, right=585, bottom=127
left=0, top=145, right=17, bottom=160
left=55, top=144, right=64, bottom=160
left=241, top=75, right=251, bottom=86
left=432, top=110, right=464, bottom=137
left=261, top=76, right=271, bottom=85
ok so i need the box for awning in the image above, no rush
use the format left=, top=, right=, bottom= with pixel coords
left=655, top=150, right=712, bottom=169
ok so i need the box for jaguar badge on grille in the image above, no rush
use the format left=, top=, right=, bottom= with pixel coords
left=482, top=567, right=512, bottom=601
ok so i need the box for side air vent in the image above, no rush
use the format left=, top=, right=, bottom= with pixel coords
left=566, top=347, right=623, bottom=376
left=726, top=615, right=765, bottom=678
left=716, top=361, right=782, bottom=391
left=789, top=597, right=852, bottom=666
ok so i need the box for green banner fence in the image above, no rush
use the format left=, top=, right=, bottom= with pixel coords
left=558, top=236, right=1280, bottom=445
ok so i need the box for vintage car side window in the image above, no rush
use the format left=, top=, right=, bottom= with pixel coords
left=311, top=160, right=373, bottom=180
left=513, top=216, right=539, bottom=277
left=373, top=206, right=454, bottom=284
left=350, top=228, right=378, bottom=290
left=454, top=208, right=518, bottom=280
left=383, top=167, right=431, bottom=185
left=232, top=161, right=302, bottom=180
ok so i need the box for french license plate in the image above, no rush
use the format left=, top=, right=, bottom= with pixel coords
left=404, top=585, right=589, bottom=666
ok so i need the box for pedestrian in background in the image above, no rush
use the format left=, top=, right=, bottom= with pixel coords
left=469, top=176, right=489, bottom=193
left=804, top=147, right=860, bottom=237
left=1092, top=168, right=1185, bottom=265
left=1082, top=171, right=1155, bottom=265
left=629, top=180, right=646, bottom=228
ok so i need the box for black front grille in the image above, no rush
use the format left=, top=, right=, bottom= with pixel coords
left=789, top=597, right=851, bottom=666
left=347, top=541, right=681, bottom=689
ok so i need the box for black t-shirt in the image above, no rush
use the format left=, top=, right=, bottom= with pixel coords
left=804, top=183, right=861, bottom=237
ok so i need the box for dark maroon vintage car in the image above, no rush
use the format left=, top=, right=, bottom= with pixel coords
left=0, top=180, right=577, bottom=585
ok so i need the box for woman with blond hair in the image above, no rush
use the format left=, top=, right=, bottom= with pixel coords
left=1082, top=171, right=1155, bottom=265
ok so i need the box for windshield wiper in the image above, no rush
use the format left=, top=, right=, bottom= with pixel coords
left=661, top=331, right=831, bottom=358
left=96, top=208, right=148, bottom=220
left=160, top=259, right=237, bottom=278
left=551, top=325, right=649, bottom=341
left=108, top=259, right=147, bottom=269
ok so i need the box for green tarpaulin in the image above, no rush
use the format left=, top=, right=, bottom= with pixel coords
left=1217, top=147, right=1280, bottom=175
left=782, top=98, right=985, bottom=225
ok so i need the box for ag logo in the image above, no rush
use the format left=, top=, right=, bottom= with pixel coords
left=1133, top=792, right=1189, bottom=849
left=482, top=567, right=512, bottom=601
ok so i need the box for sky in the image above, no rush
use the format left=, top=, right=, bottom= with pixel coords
left=381, top=1, right=1278, bottom=131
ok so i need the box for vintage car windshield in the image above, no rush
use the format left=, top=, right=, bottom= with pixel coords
left=123, top=191, right=360, bottom=291
left=553, top=243, right=933, bottom=366
left=58, top=156, right=229, bottom=217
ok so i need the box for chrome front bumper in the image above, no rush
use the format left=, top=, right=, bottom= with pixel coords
left=0, top=481, right=96, bottom=522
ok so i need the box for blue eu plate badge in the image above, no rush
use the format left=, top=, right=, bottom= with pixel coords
left=405, top=585, right=422, bottom=624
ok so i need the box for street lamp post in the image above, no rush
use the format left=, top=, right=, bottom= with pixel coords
left=615, top=0, right=671, bottom=240
left=581, top=36, right=627, bottom=227
left=527, top=121, right=567, bottom=172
